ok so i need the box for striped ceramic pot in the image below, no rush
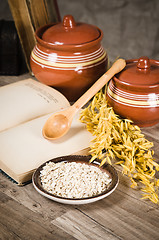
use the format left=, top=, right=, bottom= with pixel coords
left=107, top=57, right=159, bottom=127
left=30, top=15, right=108, bottom=101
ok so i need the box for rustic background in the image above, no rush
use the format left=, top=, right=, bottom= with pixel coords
left=0, top=2, right=159, bottom=239
left=0, top=0, right=159, bottom=64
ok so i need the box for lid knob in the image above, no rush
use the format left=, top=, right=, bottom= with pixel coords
left=137, top=56, right=150, bottom=69
left=63, top=15, right=76, bottom=28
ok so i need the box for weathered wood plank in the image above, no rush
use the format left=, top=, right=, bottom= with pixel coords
left=141, top=127, right=159, bottom=170
left=0, top=73, right=31, bottom=87
left=0, top=222, right=21, bottom=240
left=52, top=209, right=120, bottom=240
left=112, top=169, right=159, bottom=210
left=51, top=175, right=159, bottom=240
left=77, top=186, right=159, bottom=240
left=0, top=191, right=76, bottom=240
left=1, top=156, right=159, bottom=240
left=141, top=124, right=159, bottom=142
left=0, top=74, right=159, bottom=240
left=0, top=173, right=73, bottom=220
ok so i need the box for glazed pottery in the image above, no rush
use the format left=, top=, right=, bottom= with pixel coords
left=30, top=15, right=108, bottom=101
left=106, top=56, right=159, bottom=127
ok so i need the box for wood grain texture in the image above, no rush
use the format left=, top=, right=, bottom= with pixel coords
left=0, top=191, right=76, bottom=240
left=52, top=209, right=120, bottom=240
left=1, top=168, right=159, bottom=240
left=0, top=74, right=159, bottom=240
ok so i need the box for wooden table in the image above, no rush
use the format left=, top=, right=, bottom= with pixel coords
left=0, top=74, right=159, bottom=240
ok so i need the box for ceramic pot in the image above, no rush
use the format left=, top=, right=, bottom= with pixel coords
left=106, top=56, right=159, bottom=127
left=30, top=15, right=108, bottom=101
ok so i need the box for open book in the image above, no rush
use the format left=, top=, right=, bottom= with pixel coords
left=0, top=79, right=93, bottom=185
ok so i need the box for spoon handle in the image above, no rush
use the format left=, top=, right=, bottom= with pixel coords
left=73, top=58, right=126, bottom=111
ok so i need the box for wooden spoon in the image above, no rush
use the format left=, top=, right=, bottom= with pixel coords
left=42, top=58, right=126, bottom=140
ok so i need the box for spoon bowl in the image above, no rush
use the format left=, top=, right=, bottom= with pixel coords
left=42, top=59, right=126, bottom=140
left=42, top=114, right=70, bottom=139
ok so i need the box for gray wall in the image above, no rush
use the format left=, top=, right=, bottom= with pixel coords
left=58, top=0, right=159, bottom=62
left=1, top=0, right=159, bottom=63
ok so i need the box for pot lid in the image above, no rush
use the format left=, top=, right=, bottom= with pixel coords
left=115, top=56, right=159, bottom=87
left=42, top=15, right=100, bottom=45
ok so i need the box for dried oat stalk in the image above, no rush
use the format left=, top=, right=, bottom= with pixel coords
left=79, top=88, right=159, bottom=204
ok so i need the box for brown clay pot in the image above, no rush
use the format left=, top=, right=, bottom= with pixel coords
left=106, top=56, right=159, bottom=127
left=30, top=15, right=108, bottom=101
